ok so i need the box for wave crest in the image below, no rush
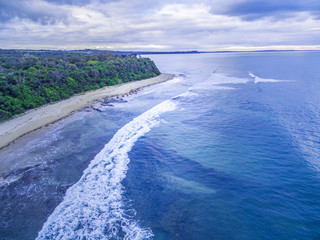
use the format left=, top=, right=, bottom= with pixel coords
left=36, top=99, right=177, bottom=240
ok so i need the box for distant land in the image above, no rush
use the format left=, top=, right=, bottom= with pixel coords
left=1, top=49, right=319, bottom=58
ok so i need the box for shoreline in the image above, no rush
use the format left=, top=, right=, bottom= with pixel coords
left=0, top=73, right=174, bottom=150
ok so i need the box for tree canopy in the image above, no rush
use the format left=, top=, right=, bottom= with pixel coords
left=0, top=50, right=160, bottom=121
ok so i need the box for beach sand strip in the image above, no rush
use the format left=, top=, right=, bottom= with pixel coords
left=0, top=73, right=174, bottom=149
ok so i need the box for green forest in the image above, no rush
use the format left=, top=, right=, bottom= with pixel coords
left=0, top=50, right=160, bottom=121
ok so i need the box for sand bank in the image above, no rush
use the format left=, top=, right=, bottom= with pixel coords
left=0, top=73, right=174, bottom=150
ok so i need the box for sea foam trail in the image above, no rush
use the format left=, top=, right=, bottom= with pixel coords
left=249, top=72, right=291, bottom=83
left=36, top=99, right=177, bottom=240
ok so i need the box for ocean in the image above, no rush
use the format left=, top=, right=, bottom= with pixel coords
left=0, top=52, right=320, bottom=239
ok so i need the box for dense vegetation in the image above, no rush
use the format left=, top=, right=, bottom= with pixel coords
left=0, top=50, right=160, bottom=121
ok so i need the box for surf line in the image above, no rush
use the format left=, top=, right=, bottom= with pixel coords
left=36, top=98, right=177, bottom=240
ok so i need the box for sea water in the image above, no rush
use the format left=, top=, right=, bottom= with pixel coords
left=0, top=52, right=320, bottom=239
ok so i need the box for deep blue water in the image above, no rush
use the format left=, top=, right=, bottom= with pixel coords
left=1, top=52, right=320, bottom=239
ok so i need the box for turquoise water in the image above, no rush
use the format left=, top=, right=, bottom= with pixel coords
left=1, top=52, right=320, bottom=239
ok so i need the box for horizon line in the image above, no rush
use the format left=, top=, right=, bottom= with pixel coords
left=1, top=48, right=320, bottom=53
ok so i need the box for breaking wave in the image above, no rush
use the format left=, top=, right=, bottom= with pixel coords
left=36, top=99, right=177, bottom=240
left=249, top=72, right=291, bottom=83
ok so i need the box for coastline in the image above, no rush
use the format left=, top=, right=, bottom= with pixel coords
left=0, top=73, right=174, bottom=150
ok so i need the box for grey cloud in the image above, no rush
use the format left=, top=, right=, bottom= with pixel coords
left=44, top=0, right=92, bottom=6
left=0, top=0, right=70, bottom=24
left=0, top=0, right=319, bottom=50
left=0, top=0, right=197, bottom=25
left=44, top=0, right=120, bottom=6
left=209, top=0, right=320, bottom=20
left=0, top=0, right=110, bottom=25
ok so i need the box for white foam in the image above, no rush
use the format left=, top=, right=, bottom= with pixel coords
left=249, top=72, right=291, bottom=83
left=190, top=84, right=235, bottom=91
left=188, top=73, right=249, bottom=93
left=36, top=99, right=177, bottom=240
left=187, top=73, right=244, bottom=92
left=248, top=72, right=256, bottom=79
left=136, top=75, right=185, bottom=97
left=175, top=90, right=199, bottom=98
left=93, top=75, right=186, bottom=110
left=210, top=73, right=249, bottom=85
left=161, top=75, right=184, bottom=85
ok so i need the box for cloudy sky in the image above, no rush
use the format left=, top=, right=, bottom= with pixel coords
left=1, top=0, right=320, bottom=51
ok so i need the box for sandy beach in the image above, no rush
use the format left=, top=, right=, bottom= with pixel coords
left=0, top=73, right=174, bottom=150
